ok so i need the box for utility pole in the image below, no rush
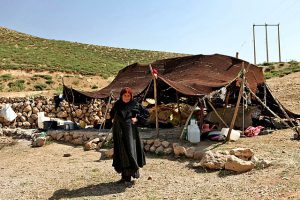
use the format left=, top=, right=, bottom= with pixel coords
left=265, top=23, right=269, bottom=63
left=252, top=24, right=257, bottom=65
left=252, top=24, right=281, bottom=64
left=277, top=24, right=281, bottom=62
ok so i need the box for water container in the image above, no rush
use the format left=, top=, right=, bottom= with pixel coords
left=221, top=128, right=240, bottom=141
left=187, top=119, right=201, bottom=143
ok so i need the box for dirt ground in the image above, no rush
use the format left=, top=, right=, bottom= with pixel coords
left=0, top=129, right=299, bottom=200
left=0, top=71, right=300, bottom=200
left=266, top=71, right=300, bottom=114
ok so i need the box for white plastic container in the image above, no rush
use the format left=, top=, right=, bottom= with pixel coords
left=187, top=119, right=201, bottom=143
left=37, top=112, right=45, bottom=129
left=221, top=128, right=240, bottom=141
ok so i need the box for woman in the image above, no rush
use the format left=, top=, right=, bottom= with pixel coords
left=110, top=87, right=146, bottom=183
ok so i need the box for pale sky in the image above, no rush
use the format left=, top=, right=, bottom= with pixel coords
left=1, top=0, right=299, bottom=64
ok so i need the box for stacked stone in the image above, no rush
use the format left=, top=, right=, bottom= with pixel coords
left=48, top=130, right=109, bottom=146
left=142, top=139, right=173, bottom=155
left=0, top=97, right=106, bottom=129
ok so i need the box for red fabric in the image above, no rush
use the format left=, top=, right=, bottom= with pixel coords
left=152, top=69, right=158, bottom=75
left=244, top=126, right=264, bottom=137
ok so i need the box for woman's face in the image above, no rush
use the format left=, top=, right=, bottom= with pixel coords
left=122, top=92, right=131, bottom=103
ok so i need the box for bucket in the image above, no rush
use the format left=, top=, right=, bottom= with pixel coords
left=221, top=128, right=240, bottom=141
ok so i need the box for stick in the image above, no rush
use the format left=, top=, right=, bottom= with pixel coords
left=265, top=84, right=299, bottom=134
left=206, top=99, right=229, bottom=128
left=99, top=91, right=113, bottom=131
left=247, top=87, right=289, bottom=127
left=180, top=101, right=198, bottom=140
left=226, top=65, right=245, bottom=141
left=149, top=64, right=159, bottom=138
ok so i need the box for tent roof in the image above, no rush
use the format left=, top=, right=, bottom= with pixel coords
left=65, top=54, right=265, bottom=100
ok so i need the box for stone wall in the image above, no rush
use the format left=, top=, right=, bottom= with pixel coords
left=0, top=97, right=106, bottom=129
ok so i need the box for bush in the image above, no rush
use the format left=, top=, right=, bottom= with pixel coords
left=33, top=74, right=52, bottom=81
left=8, top=79, right=25, bottom=91
left=72, top=80, right=80, bottom=85
left=45, top=80, right=54, bottom=85
left=0, top=74, right=13, bottom=81
left=34, top=84, right=47, bottom=91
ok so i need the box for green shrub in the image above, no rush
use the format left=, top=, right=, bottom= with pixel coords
left=33, top=74, right=52, bottom=81
left=72, top=80, right=80, bottom=85
left=34, top=83, right=47, bottom=91
left=8, top=79, right=25, bottom=91
left=0, top=74, right=13, bottom=81
left=45, top=80, right=54, bottom=84
left=0, top=83, right=4, bottom=91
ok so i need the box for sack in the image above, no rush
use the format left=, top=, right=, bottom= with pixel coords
left=0, top=104, right=17, bottom=122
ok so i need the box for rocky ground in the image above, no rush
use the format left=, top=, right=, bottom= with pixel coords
left=0, top=128, right=299, bottom=200
left=0, top=72, right=299, bottom=200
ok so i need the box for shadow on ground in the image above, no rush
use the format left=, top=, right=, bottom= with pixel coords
left=48, top=181, right=128, bottom=200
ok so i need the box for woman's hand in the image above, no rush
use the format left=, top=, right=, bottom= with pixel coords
left=131, top=117, right=138, bottom=124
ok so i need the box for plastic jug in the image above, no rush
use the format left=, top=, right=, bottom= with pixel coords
left=187, top=119, right=201, bottom=143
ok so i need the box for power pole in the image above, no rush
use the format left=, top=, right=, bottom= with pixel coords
left=252, top=24, right=257, bottom=65
left=252, top=24, right=281, bottom=64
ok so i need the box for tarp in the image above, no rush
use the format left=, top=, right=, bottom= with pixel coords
left=64, top=54, right=264, bottom=100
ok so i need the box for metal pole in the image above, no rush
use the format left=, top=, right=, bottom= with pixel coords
left=277, top=24, right=282, bottom=62
left=253, top=24, right=257, bottom=65
left=265, top=23, right=269, bottom=63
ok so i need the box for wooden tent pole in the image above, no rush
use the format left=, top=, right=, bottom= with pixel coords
left=265, top=84, right=298, bottom=132
left=206, top=99, right=229, bottom=128
left=176, top=91, right=182, bottom=127
left=99, top=91, right=113, bottom=130
left=226, top=65, right=245, bottom=142
left=247, top=87, right=289, bottom=127
left=62, top=77, right=76, bottom=125
left=154, top=76, right=159, bottom=137
left=180, top=101, right=198, bottom=140
left=149, top=64, right=159, bottom=137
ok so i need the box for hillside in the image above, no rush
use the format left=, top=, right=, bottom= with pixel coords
left=0, top=27, right=187, bottom=78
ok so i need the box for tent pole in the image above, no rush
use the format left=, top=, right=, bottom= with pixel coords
left=154, top=76, right=159, bottom=137
left=265, top=84, right=299, bottom=134
left=62, top=78, right=76, bottom=125
left=149, top=64, right=159, bottom=137
left=176, top=91, right=182, bottom=127
left=247, top=86, right=289, bottom=127
left=207, top=99, right=229, bottom=128
left=226, top=64, right=245, bottom=142
left=99, top=91, right=113, bottom=131
left=180, top=101, right=198, bottom=140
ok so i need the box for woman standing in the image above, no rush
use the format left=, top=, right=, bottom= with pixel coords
left=110, top=87, right=146, bottom=183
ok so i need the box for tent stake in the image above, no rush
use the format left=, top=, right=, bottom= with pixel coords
left=206, top=99, right=229, bottom=128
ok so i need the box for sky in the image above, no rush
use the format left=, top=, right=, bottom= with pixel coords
left=0, top=0, right=300, bottom=64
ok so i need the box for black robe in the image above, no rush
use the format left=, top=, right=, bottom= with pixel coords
left=110, top=100, right=146, bottom=177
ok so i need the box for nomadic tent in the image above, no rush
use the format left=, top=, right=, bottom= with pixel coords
left=63, top=53, right=300, bottom=119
